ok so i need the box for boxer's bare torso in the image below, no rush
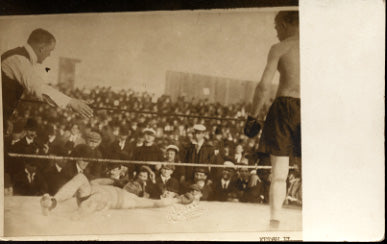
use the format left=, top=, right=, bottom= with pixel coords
left=275, top=36, right=300, bottom=99
left=250, top=34, right=300, bottom=118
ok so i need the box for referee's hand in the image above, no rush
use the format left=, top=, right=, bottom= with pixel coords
left=68, top=98, right=93, bottom=118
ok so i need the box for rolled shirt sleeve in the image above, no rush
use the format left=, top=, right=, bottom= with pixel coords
left=2, top=55, right=71, bottom=108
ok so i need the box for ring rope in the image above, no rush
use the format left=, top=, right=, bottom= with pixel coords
left=20, top=99, right=261, bottom=122
left=8, top=153, right=294, bottom=170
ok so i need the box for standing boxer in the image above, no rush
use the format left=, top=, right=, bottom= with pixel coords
left=246, top=11, right=300, bottom=228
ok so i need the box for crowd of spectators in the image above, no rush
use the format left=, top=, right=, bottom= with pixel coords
left=3, top=85, right=302, bottom=206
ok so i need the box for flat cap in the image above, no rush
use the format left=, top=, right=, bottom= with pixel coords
left=86, top=131, right=102, bottom=143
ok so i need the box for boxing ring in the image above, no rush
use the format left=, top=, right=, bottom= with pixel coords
left=4, top=196, right=302, bottom=237
left=4, top=100, right=302, bottom=240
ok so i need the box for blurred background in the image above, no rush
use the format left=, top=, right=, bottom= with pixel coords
left=0, top=9, right=280, bottom=103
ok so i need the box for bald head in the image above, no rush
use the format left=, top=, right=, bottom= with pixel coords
left=27, top=28, right=56, bottom=46
left=27, top=28, right=56, bottom=63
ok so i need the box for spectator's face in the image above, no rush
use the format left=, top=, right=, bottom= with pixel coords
left=137, top=171, right=148, bottom=182
left=26, top=129, right=37, bottom=140
left=239, top=168, right=249, bottom=179
left=118, top=134, right=127, bottom=142
left=222, top=170, right=232, bottom=180
left=77, top=160, right=89, bottom=170
left=71, top=125, right=79, bottom=135
left=224, top=147, right=230, bottom=156
left=87, top=140, right=100, bottom=150
left=144, top=133, right=155, bottom=144
left=25, top=164, right=37, bottom=173
left=236, top=145, right=243, bottom=154
left=194, top=172, right=207, bottom=182
left=161, top=168, right=173, bottom=178
left=194, top=131, right=205, bottom=141
left=166, top=150, right=176, bottom=162
left=37, top=40, right=55, bottom=63
left=56, top=159, right=68, bottom=169
left=110, top=167, right=121, bottom=179
left=113, top=127, right=120, bottom=136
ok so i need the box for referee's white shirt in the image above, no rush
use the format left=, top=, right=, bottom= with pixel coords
left=1, top=43, right=71, bottom=108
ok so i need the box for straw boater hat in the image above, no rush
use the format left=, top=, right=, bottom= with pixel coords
left=166, top=144, right=179, bottom=152
left=143, top=128, right=156, bottom=136
left=193, top=124, right=206, bottom=132
left=223, top=161, right=236, bottom=172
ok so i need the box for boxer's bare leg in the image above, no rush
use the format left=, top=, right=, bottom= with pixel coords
left=269, top=155, right=290, bottom=227
left=41, top=173, right=91, bottom=215
left=55, top=173, right=92, bottom=201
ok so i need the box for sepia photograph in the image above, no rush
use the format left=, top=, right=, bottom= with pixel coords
left=0, top=0, right=384, bottom=241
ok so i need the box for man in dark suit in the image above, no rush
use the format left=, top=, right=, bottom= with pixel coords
left=105, top=126, right=134, bottom=175
left=181, top=167, right=213, bottom=201
left=184, top=124, right=215, bottom=182
left=85, top=131, right=105, bottom=178
left=43, top=144, right=69, bottom=195
left=212, top=161, right=238, bottom=202
left=3, top=118, right=26, bottom=177
left=149, top=164, right=179, bottom=199
left=8, top=118, right=40, bottom=178
left=234, top=167, right=264, bottom=203
left=62, top=144, right=97, bottom=181
left=123, top=166, right=153, bottom=198
left=132, top=128, right=163, bottom=174
left=13, top=161, right=48, bottom=196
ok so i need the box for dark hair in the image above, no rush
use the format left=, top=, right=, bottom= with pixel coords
left=27, top=28, right=56, bottom=45
left=71, top=144, right=95, bottom=158
left=276, top=11, right=299, bottom=26
left=25, top=118, right=38, bottom=131
left=138, top=167, right=149, bottom=175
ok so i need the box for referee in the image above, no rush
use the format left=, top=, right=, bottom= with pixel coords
left=1, top=28, right=93, bottom=130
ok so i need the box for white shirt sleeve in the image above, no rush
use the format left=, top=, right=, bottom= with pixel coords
left=2, top=55, right=71, bottom=108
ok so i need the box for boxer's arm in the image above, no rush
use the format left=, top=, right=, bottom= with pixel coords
left=250, top=45, right=281, bottom=118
